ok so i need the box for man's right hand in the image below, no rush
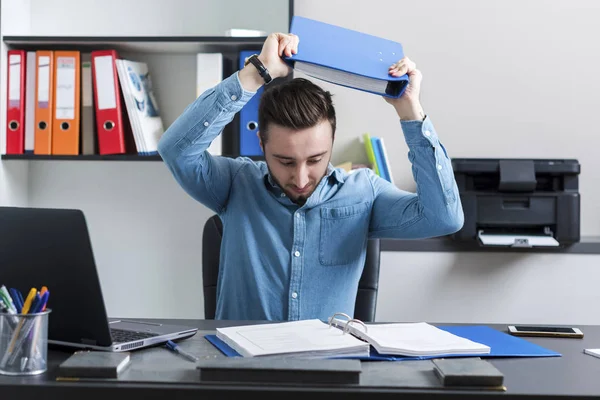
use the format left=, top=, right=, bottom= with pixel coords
left=239, top=32, right=299, bottom=92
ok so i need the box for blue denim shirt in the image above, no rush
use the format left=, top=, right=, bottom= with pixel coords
left=158, top=71, right=464, bottom=321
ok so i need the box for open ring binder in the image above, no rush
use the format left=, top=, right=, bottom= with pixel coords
left=327, top=312, right=368, bottom=335
left=213, top=317, right=496, bottom=359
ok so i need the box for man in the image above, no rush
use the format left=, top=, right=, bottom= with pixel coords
left=158, top=32, right=464, bottom=321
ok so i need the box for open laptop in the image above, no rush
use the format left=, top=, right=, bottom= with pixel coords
left=0, top=206, right=198, bottom=352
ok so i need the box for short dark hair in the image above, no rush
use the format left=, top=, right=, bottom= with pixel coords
left=258, top=78, right=336, bottom=145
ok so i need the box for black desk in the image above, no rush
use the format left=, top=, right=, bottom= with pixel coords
left=1, top=319, right=600, bottom=400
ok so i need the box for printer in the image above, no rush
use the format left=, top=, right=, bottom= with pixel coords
left=451, top=158, right=580, bottom=248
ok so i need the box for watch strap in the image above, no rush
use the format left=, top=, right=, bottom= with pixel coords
left=246, top=54, right=272, bottom=85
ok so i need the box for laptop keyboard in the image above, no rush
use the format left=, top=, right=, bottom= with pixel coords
left=110, top=328, right=159, bottom=344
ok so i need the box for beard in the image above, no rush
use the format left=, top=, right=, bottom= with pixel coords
left=295, top=196, right=308, bottom=206
left=266, top=165, right=312, bottom=206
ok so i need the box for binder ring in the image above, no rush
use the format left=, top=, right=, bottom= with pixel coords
left=60, top=122, right=70, bottom=131
left=104, top=121, right=115, bottom=131
left=343, top=319, right=368, bottom=335
left=247, top=121, right=258, bottom=131
left=8, top=121, right=19, bottom=131
left=328, top=312, right=351, bottom=329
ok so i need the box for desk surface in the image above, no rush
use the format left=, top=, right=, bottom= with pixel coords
left=1, top=319, right=599, bottom=400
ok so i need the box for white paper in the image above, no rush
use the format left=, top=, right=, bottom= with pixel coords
left=94, top=55, right=117, bottom=110
left=585, top=349, right=600, bottom=359
left=341, top=320, right=491, bottom=357
left=25, top=51, right=37, bottom=152
left=9, top=54, right=21, bottom=102
left=37, top=56, right=51, bottom=104
left=55, top=56, right=76, bottom=120
left=294, top=61, right=388, bottom=95
left=116, top=59, right=164, bottom=154
left=216, top=319, right=370, bottom=358
left=478, top=232, right=559, bottom=247
left=115, top=60, right=144, bottom=154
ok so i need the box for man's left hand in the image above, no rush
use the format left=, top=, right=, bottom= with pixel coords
left=385, top=57, right=425, bottom=121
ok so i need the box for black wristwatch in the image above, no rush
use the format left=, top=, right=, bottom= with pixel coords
left=245, top=54, right=272, bottom=85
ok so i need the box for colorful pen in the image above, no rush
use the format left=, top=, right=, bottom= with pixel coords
left=39, top=286, right=48, bottom=310
left=0, top=287, right=16, bottom=313
left=9, top=288, right=22, bottom=313
left=21, top=288, right=37, bottom=314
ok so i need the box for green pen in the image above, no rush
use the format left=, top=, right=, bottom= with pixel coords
left=0, top=287, right=16, bottom=313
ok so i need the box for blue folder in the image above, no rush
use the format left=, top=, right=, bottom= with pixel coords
left=204, top=325, right=561, bottom=360
left=284, top=16, right=410, bottom=98
left=371, top=137, right=392, bottom=183
left=238, top=50, right=264, bottom=156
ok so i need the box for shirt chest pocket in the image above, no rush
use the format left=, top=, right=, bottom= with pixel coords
left=319, top=202, right=371, bottom=266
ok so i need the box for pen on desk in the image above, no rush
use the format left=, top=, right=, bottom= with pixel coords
left=166, top=340, right=198, bottom=362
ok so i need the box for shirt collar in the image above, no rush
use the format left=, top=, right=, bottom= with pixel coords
left=264, top=163, right=345, bottom=190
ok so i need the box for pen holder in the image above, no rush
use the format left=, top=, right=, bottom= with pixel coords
left=0, top=309, right=51, bottom=376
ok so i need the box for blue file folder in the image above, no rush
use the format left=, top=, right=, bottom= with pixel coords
left=284, top=16, right=410, bottom=98
left=204, top=325, right=561, bottom=360
left=238, top=50, right=264, bottom=157
left=371, top=137, right=392, bottom=183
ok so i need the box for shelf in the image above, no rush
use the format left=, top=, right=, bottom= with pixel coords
left=1, top=154, right=163, bottom=161
left=381, top=236, right=600, bottom=255
left=2, top=36, right=267, bottom=54
left=1, top=154, right=266, bottom=162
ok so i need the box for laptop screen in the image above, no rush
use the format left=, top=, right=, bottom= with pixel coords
left=0, top=206, right=114, bottom=347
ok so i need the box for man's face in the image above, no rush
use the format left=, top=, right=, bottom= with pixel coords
left=260, top=121, right=333, bottom=205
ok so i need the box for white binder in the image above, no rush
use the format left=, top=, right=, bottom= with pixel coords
left=196, top=53, right=223, bottom=156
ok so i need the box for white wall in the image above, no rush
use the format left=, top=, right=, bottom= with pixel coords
left=295, top=0, right=600, bottom=325
left=0, top=1, right=30, bottom=205
left=2, top=0, right=600, bottom=324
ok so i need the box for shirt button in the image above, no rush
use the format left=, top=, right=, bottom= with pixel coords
left=437, top=164, right=442, bottom=170
left=280, top=193, right=286, bottom=197
left=231, top=95, right=237, bottom=101
left=296, top=213, right=301, bottom=218
left=203, top=121, right=209, bottom=127
left=424, top=130, right=431, bottom=137
left=294, top=251, right=300, bottom=257
left=291, top=292, right=298, bottom=299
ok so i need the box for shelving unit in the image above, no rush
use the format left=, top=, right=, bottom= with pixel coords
left=1, top=0, right=295, bottom=164
left=381, top=236, right=600, bottom=255
left=1, top=153, right=163, bottom=161
left=1, top=36, right=267, bottom=56
left=1, top=35, right=269, bottom=162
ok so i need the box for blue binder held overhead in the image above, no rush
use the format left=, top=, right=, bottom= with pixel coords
left=284, top=16, right=410, bottom=98
left=238, top=50, right=264, bottom=157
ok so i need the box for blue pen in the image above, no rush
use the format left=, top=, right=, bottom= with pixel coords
left=165, top=340, right=198, bottom=362
left=29, top=293, right=41, bottom=314
left=35, top=291, right=49, bottom=313
left=9, top=288, right=22, bottom=313
left=17, top=290, right=24, bottom=311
